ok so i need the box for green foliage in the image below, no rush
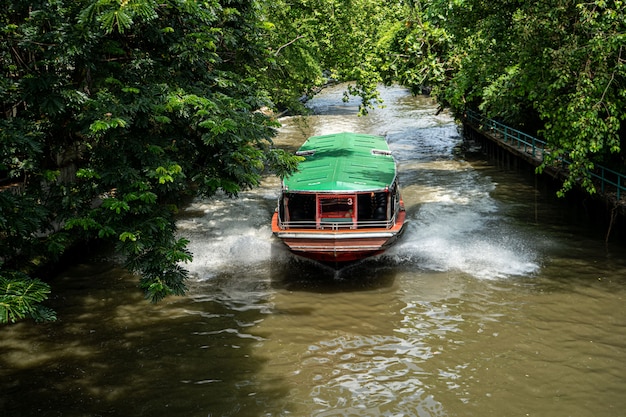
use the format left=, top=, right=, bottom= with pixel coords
left=1, top=0, right=303, bottom=320
left=260, top=0, right=402, bottom=114
left=0, top=191, right=54, bottom=269
left=0, top=271, right=56, bottom=324
left=79, top=0, right=159, bottom=34
left=380, top=0, right=625, bottom=196
left=375, top=2, right=451, bottom=95
left=531, top=1, right=626, bottom=195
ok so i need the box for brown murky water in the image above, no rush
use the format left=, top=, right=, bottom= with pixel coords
left=2, top=85, right=625, bottom=417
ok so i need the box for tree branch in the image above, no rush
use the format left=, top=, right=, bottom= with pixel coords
left=274, top=35, right=305, bottom=56
left=599, top=45, right=623, bottom=105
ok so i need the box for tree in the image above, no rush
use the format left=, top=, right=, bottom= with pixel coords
left=375, top=0, right=451, bottom=96
left=525, top=1, right=626, bottom=195
left=381, top=0, right=625, bottom=196
left=1, top=0, right=301, bottom=323
left=260, top=0, right=402, bottom=114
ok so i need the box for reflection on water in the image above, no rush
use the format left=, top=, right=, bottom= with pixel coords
left=2, top=85, right=626, bottom=417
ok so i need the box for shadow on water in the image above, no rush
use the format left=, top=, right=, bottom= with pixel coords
left=269, top=241, right=398, bottom=294
left=0, top=261, right=290, bottom=417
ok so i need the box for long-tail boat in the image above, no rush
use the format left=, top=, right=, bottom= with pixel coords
left=272, top=132, right=406, bottom=264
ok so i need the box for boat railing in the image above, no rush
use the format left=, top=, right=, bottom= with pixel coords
left=277, top=213, right=399, bottom=230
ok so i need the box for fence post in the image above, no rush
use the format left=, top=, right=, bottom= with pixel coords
left=600, top=167, right=605, bottom=194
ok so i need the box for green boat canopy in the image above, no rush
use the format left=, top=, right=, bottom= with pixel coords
left=283, top=132, right=397, bottom=192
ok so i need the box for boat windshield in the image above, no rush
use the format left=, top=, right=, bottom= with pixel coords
left=318, top=195, right=356, bottom=224
left=278, top=189, right=399, bottom=229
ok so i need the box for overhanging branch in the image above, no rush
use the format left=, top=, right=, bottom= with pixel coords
left=274, top=35, right=305, bottom=57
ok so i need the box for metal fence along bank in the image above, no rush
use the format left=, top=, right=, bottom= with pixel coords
left=464, top=109, right=626, bottom=203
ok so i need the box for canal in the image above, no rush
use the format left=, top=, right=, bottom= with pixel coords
left=2, top=85, right=625, bottom=417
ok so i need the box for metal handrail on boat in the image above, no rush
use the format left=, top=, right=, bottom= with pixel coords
left=277, top=212, right=399, bottom=230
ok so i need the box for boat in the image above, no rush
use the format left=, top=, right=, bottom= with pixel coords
left=271, top=132, right=406, bottom=264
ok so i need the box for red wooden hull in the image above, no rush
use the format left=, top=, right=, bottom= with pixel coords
left=271, top=209, right=406, bottom=263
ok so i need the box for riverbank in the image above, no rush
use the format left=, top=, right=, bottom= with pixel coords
left=461, top=117, right=626, bottom=242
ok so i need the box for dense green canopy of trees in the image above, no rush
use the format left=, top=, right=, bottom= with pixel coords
left=2, top=0, right=624, bottom=323
left=1, top=0, right=306, bottom=322
left=378, top=0, right=625, bottom=195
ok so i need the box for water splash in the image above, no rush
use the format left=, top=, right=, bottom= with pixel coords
left=177, top=85, right=540, bottom=282
left=387, top=222, right=539, bottom=279
left=385, top=172, right=540, bottom=279
left=177, top=192, right=278, bottom=280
